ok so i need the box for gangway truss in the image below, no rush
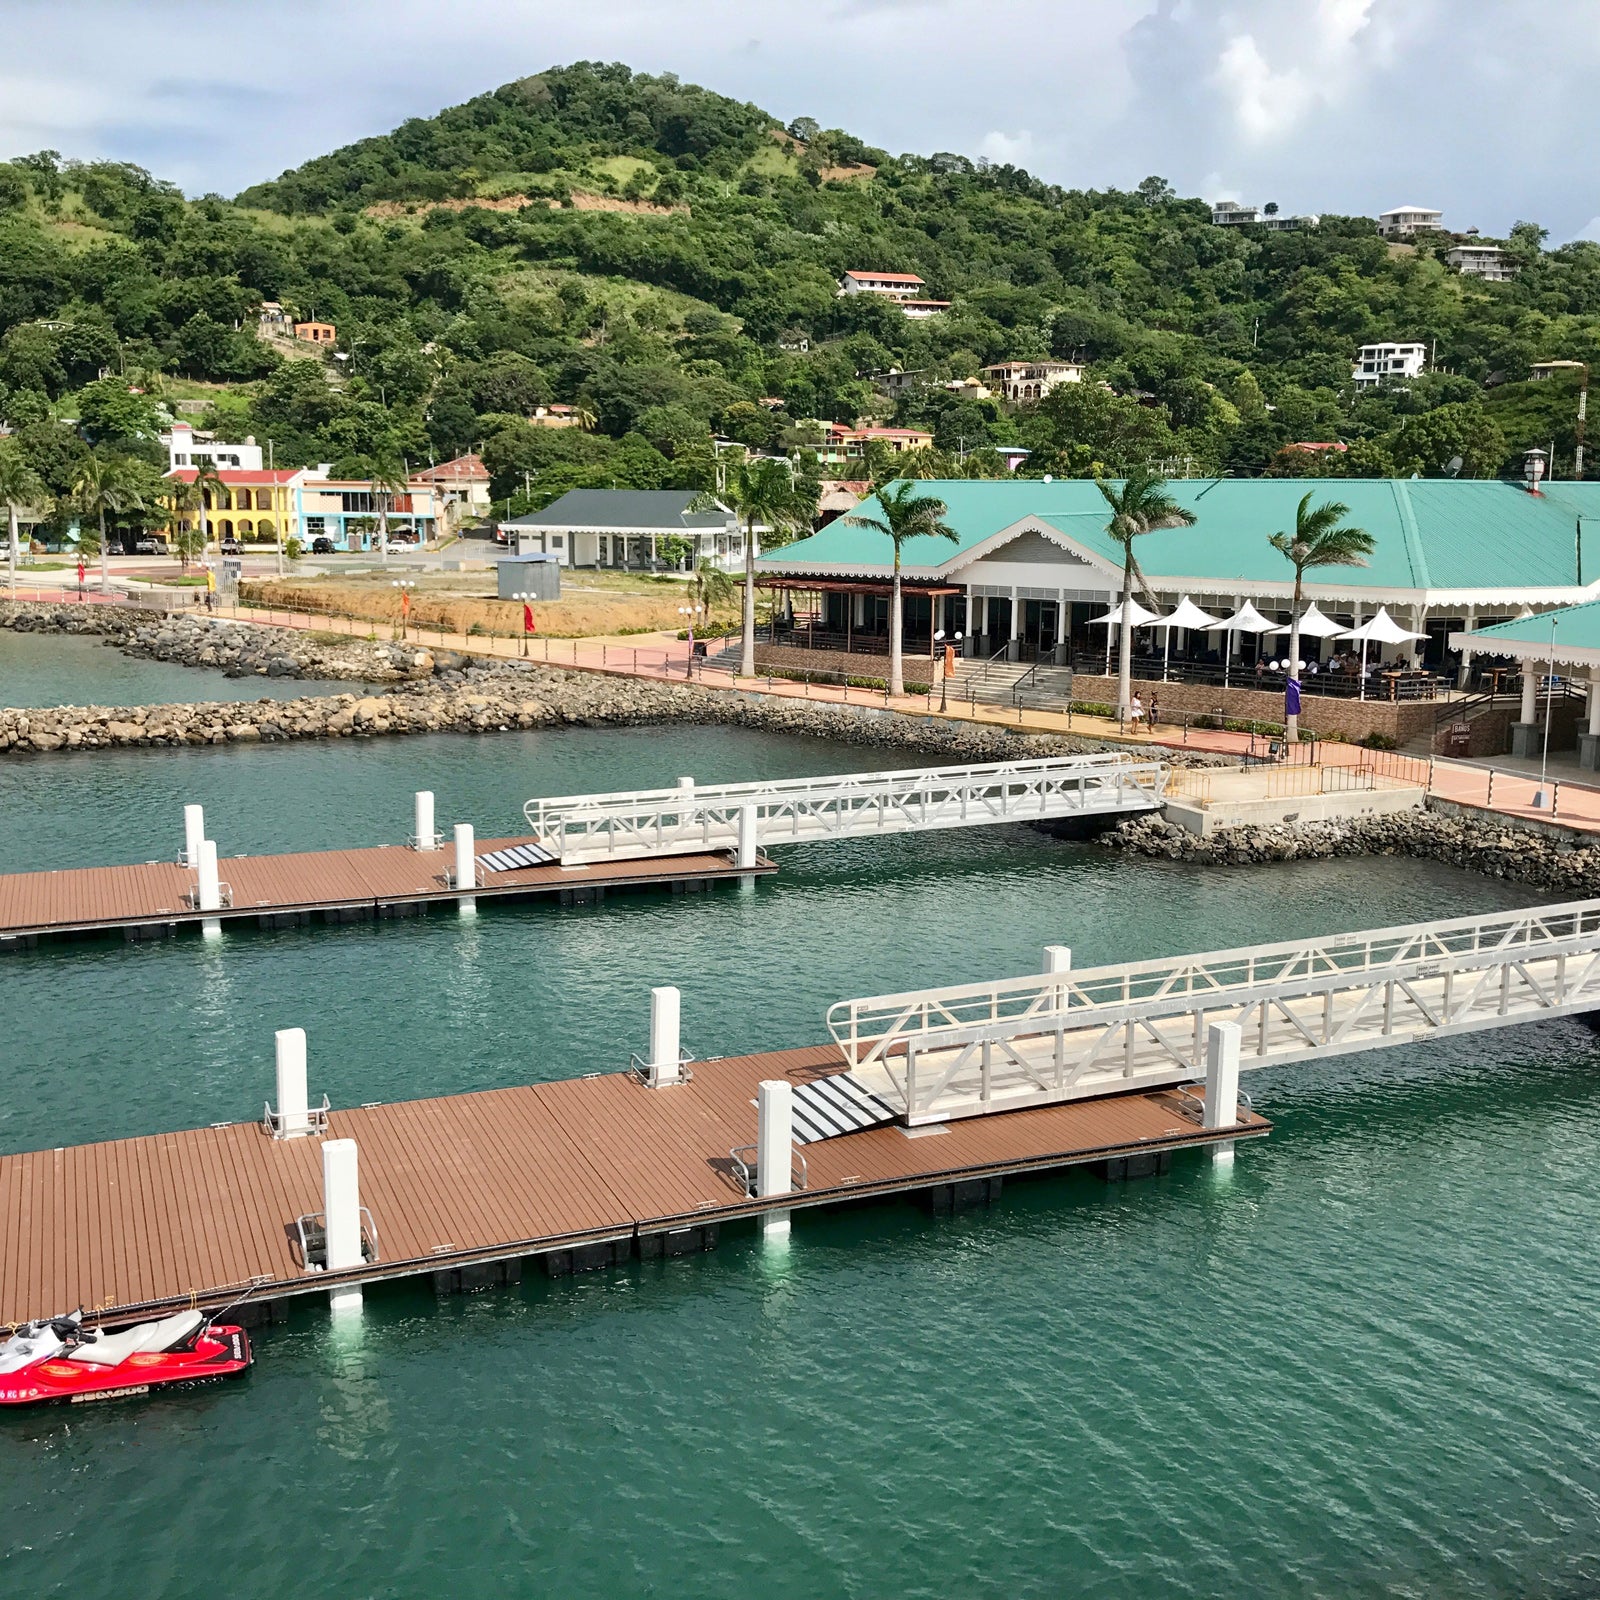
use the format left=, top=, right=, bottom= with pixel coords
left=826, top=899, right=1600, bottom=1124
left=525, top=754, right=1167, bottom=865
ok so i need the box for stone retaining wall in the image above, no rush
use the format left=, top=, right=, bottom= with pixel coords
left=753, top=643, right=931, bottom=689
left=1069, top=671, right=1440, bottom=745
left=1104, top=805, right=1600, bottom=897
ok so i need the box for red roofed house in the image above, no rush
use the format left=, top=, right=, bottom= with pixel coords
left=410, top=453, right=492, bottom=517
left=839, top=270, right=926, bottom=299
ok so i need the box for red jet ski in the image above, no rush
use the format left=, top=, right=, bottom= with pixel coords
left=0, top=1307, right=251, bottom=1408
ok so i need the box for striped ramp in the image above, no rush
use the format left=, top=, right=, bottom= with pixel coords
left=790, top=1074, right=900, bottom=1144
left=476, top=843, right=556, bottom=875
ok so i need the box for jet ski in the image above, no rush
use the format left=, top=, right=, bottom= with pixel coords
left=0, top=1307, right=251, bottom=1407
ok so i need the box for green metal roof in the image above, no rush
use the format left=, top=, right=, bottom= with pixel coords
left=505, top=489, right=729, bottom=531
left=762, top=478, right=1600, bottom=595
left=1465, top=598, right=1600, bottom=655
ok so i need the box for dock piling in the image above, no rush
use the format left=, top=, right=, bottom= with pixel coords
left=1204, top=1020, right=1243, bottom=1166
left=647, top=986, right=685, bottom=1086
left=182, top=804, right=204, bottom=868
left=453, top=823, right=477, bottom=916
left=757, top=1079, right=794, bottom=1240
left=272, top=1027, right=311, bottom=1137
left=322, top=1138, right=363, bottom=1313
left=197, top=839, right=223, bottom=939
left=737, top=803, right=759, bottom=873
left=413, top=790, right=439, bottom=850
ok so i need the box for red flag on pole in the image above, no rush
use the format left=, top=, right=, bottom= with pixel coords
left=523, top=604, right=536, bottom=635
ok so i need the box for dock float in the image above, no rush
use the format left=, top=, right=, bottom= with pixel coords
left=0, top=1043, right=1266, bottom=1327
left=0, top=832, right=773, bottom=947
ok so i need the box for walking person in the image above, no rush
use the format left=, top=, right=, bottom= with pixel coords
left=1129, top=692, right=1144, bottom=731
left=1148, top=692, right=1160, bottom=731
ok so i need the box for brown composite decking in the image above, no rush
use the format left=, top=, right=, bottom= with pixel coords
left=0, top=1045, right=1268, bottom=1325
left=0, top=835, right=773, bottom=940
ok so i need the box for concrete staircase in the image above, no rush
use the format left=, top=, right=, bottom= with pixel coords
left=948, top=654, right=1033, bottom=708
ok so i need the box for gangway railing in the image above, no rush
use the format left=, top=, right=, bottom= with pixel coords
left=826, top=899, right=1600, bottom=1124
left=524, top=755, right=1168, bottom=865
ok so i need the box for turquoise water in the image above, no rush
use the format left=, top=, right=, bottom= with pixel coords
left=0, top=628, right=350, bottom=707
left=4, top=725, right=1599, bottom=1598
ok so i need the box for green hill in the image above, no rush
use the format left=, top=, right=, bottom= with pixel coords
left=4, top=60, right=1600, bottom=521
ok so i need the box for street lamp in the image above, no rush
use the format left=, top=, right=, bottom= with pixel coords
left=391, top=578, right=416, bottom=639
left=933, top=628, right=963, bottom=713
left=512, top=590, right=536, bottom=655
left=679, top=604, right=704, bottom=678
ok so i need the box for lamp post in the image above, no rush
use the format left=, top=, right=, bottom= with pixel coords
left=933, top=629, right=963, bottom=713
left=511, top=590, right=535, bottom=656
left=391, top=578, right=415, bottom=640
left=1534, top=612, right=1558, bottom=807
left=679, top=604, right=704, bottom=678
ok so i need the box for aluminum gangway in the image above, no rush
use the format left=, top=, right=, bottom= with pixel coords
left=525, top=755, right=1168, bottom=865
left=826, top=899, right=1600, bottom=1125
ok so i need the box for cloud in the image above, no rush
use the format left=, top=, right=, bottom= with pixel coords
left=1, top=0, right=1599, bottom=237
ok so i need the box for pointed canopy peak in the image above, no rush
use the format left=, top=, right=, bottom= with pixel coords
left=1153, top=596, right=1223, bottom=631
left=1089, top=598, right=1160, bottom=627
left=1267, top=602, right=1344, bottom=638
left=1207, top=600, right=1277, bottom=633
left=1334, top=606, right=1428, bottom=644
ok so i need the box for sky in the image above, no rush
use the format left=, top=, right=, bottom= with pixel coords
left=5, top=0, right=1600, bottom=240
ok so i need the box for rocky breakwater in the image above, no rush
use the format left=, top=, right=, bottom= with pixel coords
left=1104, top=808, right=1600, bottom=896
left=0, top=650, right=1154, bottom=760
left=0, top=600, right=425, bottom=683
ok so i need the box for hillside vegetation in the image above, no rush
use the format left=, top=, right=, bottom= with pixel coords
left=3, top=60, right=1600, bottom=533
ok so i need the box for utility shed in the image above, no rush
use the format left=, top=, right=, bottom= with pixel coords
left=497, top=555, right=561, bottom=601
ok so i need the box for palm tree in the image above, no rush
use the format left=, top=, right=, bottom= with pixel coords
left=72, top=454, right=145, bottom=592
left=689, top=556, right=735, bottom=614
left=190, top=458, right=227, bottom=556
left=573, top=403, right=598, bottom=433
left=369, top=457, right=410, bottom=568
left=162, top=478, right=203, bottom=570
left=711, top=457, right=806, bottom=677
left=843, top=480, right=959, bottom=697
left=1269, top=492, right=1376, bottom=742
left=0, top=448, right=46, bottom=597
left=1095, top=469, right=1197, bottom=719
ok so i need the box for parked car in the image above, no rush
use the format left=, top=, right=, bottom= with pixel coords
left=134, top=535, right=169, bottom=555
left=310, top=536, right=335, bottom=554
left=383, top=539, right=413, bottom=553
left=219, top=538, right=243, bottom=555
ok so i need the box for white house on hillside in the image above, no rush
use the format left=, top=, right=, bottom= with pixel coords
left=1353, top=342, right=1427, bottom=388
left=1446, top=243, right=1516, bottom=281
left=839, top=270, right=926, bottom=299
left=982, top=360, right=1084, bottom=403
left=1378, top=206, right=1444, bottom=237
left=164, top=422, right=263, bottom=472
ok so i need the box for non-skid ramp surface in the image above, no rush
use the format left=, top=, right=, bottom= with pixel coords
left=477, top=843, right=556, bottom=874
left=789, top=1073, right=899, bottom=1143
left=0, top=1043, right=1267, bottom=1326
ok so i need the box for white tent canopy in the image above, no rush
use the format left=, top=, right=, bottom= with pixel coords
left=1333, top=606, right=1427, bottom=645
left=1267, top=602, right=1344, bottom=639
left=1089, top=598, right=1159, bottom=627
left=1152, top=596, right=1222, bottom=631
left=1206, top=600, right=1277, bottom=634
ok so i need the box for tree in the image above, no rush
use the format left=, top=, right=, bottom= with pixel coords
left=0, top=445, right=47, bottom=594
left=842, top=480, right=958, bottom=698
left=369, top=456, right=410, bottom=566
left=689, top=556, right=735, bottom=614
left=72, top=452, right=145, bottom=590
left=191, top=458, right=226, bottom=555
left=707, top=457, right=806, bottom=677
left=1094, top=469, right=1196, bottom=719
left=1389, top=402, right=1507, bottom=478
left=1268, top=494, right=1376, bottom=741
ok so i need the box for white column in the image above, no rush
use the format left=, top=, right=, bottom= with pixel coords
left=183, top=803, right=204, bottom=867
left=413, top=790, right=437, bottom=849
left=454, top=822, right=476, bottom=915
left=1458, top=607, right=1476, bottom=689
left=1043, top=945, right=1072, bottom=974
left=1520, top=668, right=1538, bottom=724
left=197, top=838, right=222, bottom=939
left=1007, top=587, right=1021, bottom=660
left=757, top=1078, right=793, bottom=1239
left=322, top=1138, right=363, bottom=1313
left=649, top=985, right=682, bottom=1085
left=274, top=1027, right=310, bottom=1136
left=1204, top=1021, right=1242, bottom=1167
left=1590, top=667, right=1600, bottom=736
left=737, top=803, right=759, bottom=871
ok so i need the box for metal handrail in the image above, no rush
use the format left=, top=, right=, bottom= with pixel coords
left=182, top=881, right=234, bottom=911
left=293, top=1206, right=379, bottom=1270
left=729, top=1142, right=810, bottom=1198
left=628, top=1050, right=696, bottom=1087
left=262, top=1095, right=331, bottom=1139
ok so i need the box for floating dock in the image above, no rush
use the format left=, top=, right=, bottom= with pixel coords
left=0, top=1046, right=1266, bottom=1327
left=0, top=833, right=773, bottom=948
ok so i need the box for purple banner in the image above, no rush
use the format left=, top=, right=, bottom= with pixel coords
left=1284, top=677, right=1302, bottom=716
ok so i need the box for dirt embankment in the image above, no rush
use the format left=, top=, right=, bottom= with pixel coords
left=365, top=191, right=688, bottom=219
left=240, top=577, right=737, bottom=641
